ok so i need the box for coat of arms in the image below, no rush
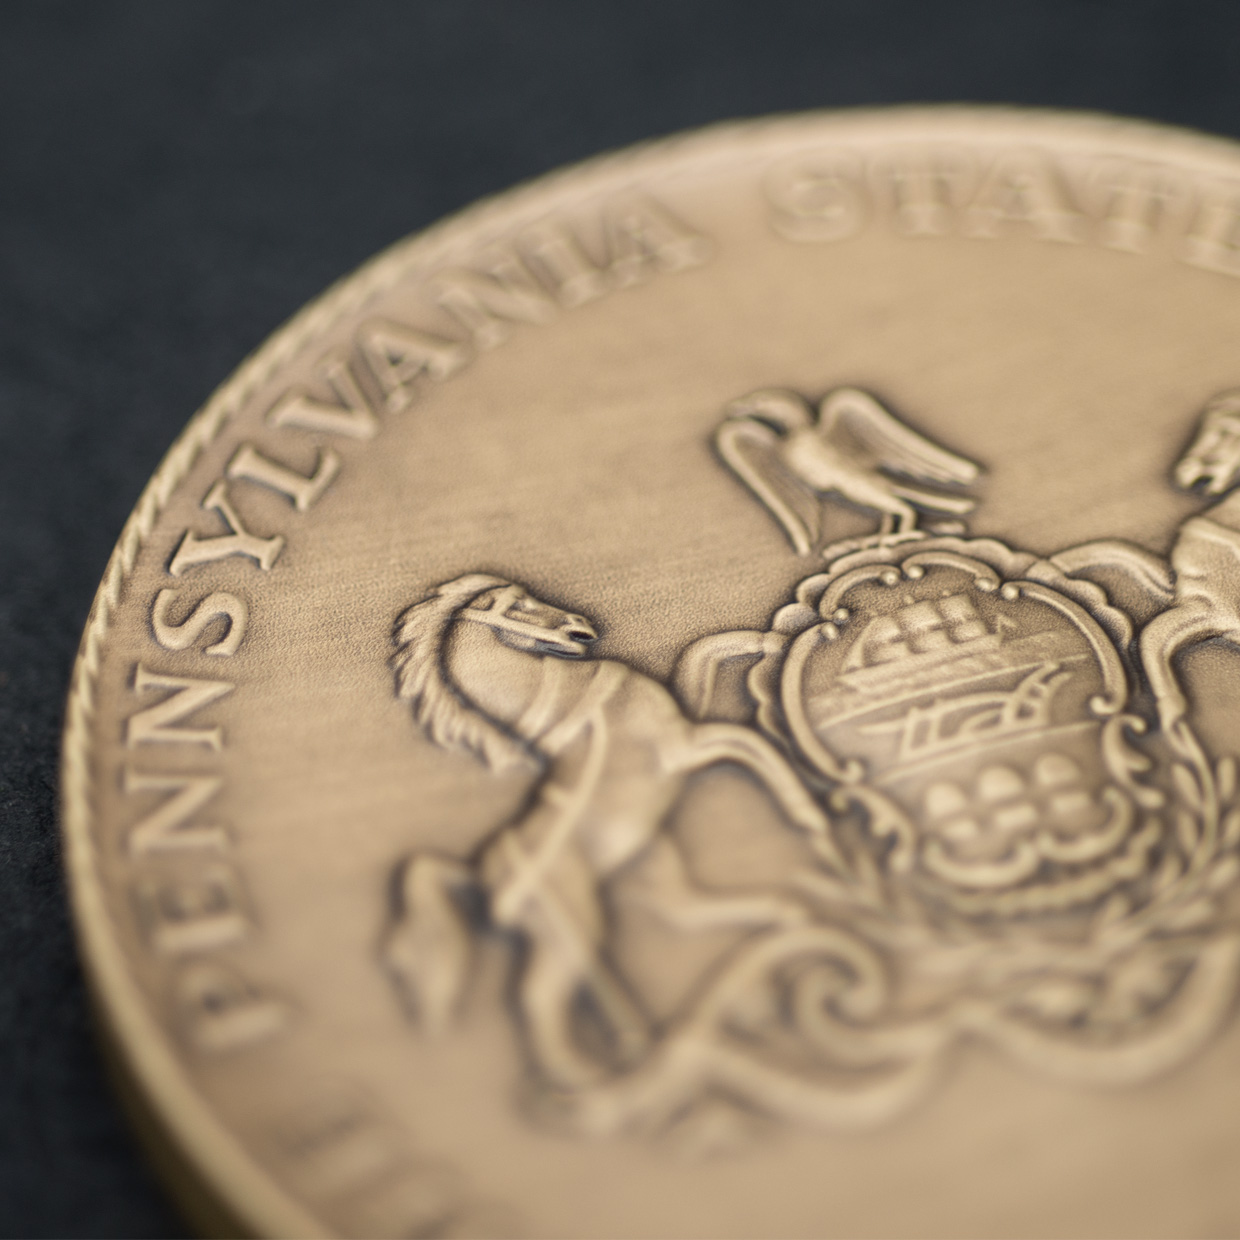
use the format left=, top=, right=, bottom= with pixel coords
left=380, top=385, right=1240, bottom=1146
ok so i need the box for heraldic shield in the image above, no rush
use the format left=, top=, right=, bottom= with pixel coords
left=381, top=388, right=1240, bottom=1149
left=775, top=540, right=1153, bottom=919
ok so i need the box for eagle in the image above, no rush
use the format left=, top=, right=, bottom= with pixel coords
left=715, top=387, right=982, bottom=555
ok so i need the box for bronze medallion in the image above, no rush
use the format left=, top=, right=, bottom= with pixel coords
left=62, top=108, right=1240, bottom=1236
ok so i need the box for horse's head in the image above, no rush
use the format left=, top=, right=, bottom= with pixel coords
left=460, top=584, right=598, bottom=659
left=392, top=573, right=598, bottom=772
left=1176, top=391, right=1240, bottom=495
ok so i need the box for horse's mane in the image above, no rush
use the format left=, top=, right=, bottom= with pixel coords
left=391, top=573, right=533, bottom=772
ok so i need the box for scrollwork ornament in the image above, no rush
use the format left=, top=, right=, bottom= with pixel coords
left=385, top=390, right=1240, bottom=1147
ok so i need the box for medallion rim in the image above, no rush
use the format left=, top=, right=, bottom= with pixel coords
left=59, top=104, right=1240, bottom=1236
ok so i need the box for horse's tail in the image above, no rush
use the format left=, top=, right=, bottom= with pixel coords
left=383, top=853, right=477, bottom=1034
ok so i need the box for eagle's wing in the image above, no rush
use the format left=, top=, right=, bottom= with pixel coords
left=818, top=388, right=980, bottom=485
left=715, top=418, right=821, bottom=555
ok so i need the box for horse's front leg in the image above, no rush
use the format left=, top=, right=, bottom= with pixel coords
left=383, top=853, right=476, bottom=1034
left=670, top=630, right=783, bottom=720
left=518, top=931, right=613, bottom=1089
left=674, top=723, right=847, bottom=872
left=1140, top=600, right=1229, bottom=733
left=484, top=820, right=649, bottom=1084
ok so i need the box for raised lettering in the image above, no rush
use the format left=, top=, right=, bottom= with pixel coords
left=604, top=197, right=712, bottom=283
left=358, top=320, right=469, bottom=413
left=765, top=153, right=868, bottom=243
left=267, top=353, right=378, bottom=440
left=433, top=250, right=557, bottom=349
left=134, top=864, right=249, bottom=954
left=274, top=1088, right=405, bottom=1198
left=226, top=443, right=340, bottom=512
left=124, top=768, right=226, bottom=853
left=1183, top=183, right=1240, bottom=276
left=1080, top=159, right=1189, bottom=253
left=523, top=223, right=609, bottom=306
left=168, top=481, right=285, bottom=576
left=874, top=148, right=976, bottom=237
left=344, top=1163, right=474, bottom=1240
left=126, top=665, right=234, bottom=751
left=176, top=961, right=289, bottom=1052
left=151, top=588, right=248, bottom=657
left=964, top=150, right=1083, bottom=242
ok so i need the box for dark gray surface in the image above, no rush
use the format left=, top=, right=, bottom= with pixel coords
left=4, top=2, right=1240, bottom=1234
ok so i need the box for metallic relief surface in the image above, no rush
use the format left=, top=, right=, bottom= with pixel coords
left=382, top=386, right=1240, bottom=1143
left=64, top=110, right=1240, bottom=1237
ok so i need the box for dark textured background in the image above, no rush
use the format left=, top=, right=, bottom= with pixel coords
left=6, top=2, right=1240, bottom=1234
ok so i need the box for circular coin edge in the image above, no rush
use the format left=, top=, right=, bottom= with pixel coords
left=59, top=104, right=1240, bottom=1236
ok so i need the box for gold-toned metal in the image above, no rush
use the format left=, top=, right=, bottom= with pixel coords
left=62, top=107, right=1240, bottom=1237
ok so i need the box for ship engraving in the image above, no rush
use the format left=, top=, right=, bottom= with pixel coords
left=380, top=386, right=1240, bottom=1147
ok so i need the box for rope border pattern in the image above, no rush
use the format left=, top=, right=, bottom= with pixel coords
left=57, top=107, right=1240, bottom=1236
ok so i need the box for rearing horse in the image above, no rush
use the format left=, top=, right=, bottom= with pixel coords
left=1141, top=393, right=1240, bottom=737
left=383, top=573, right=837, bottom=1088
